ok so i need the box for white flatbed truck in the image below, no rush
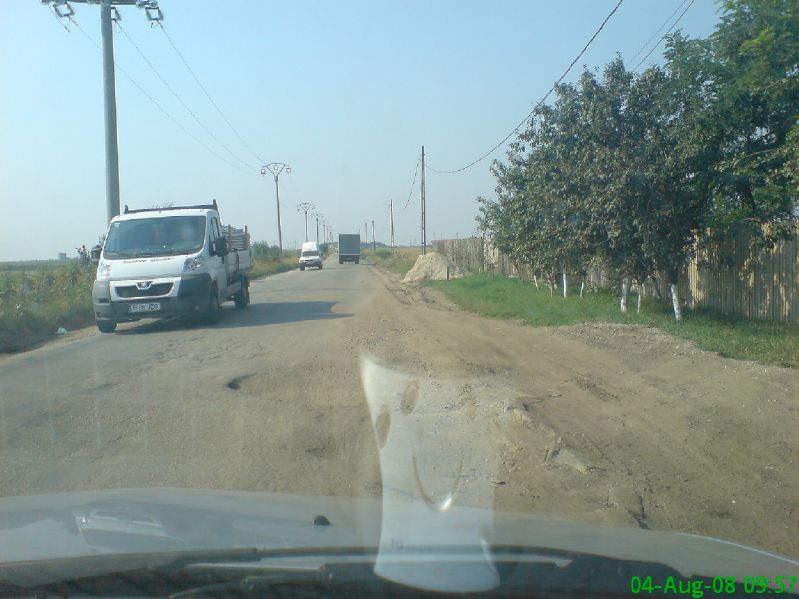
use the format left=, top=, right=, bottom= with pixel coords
left=91, top=200, right=252, bottom=332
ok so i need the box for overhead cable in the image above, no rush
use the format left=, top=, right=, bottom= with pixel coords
left=115, top=21, right=256, bottom=171
left=629, top=0, right=690, bottom=63
left=157, top=22, right=264, bottom=166
left=397, top=158, right=420, bottom=213
left=425, top=0, right=625, bottom=175
left=632, top=0, right=695, bottom=72
left=67, top=16, right=253, bottom=177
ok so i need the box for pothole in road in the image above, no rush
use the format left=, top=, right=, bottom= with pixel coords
left=227, top=374, right=254, bottom=390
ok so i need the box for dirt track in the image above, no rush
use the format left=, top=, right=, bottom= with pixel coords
left=1, top=258, right=797, bottom=557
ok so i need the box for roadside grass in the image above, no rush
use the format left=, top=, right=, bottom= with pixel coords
left=428, top=273, right=799, bottom=368
left=0, top=263, right=95, bottom=353
left=363, top=247, right=421, bottom=276
left=249, top=253, right=298, bottom=279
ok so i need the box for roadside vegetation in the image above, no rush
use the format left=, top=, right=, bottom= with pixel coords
left=250, top=243, right=298, bottom=279
left=430, top=274, right=799, bottom=368
left=478, top=0, right=798, bottom=321
left=364, top=247, right=421, bottom=276
left=0, top=261, right=95, bottom=353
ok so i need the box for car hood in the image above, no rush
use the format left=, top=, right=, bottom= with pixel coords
left=0, top=488, right=796, bottom=589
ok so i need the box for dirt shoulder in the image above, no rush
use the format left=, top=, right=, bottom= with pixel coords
left=361, top=266, right=799, bottom=557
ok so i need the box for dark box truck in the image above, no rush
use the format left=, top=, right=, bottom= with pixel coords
left=338, top=234, right=361, bottom=264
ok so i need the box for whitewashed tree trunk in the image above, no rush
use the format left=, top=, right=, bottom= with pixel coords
left=670, top=282, right=682, bottom=321
left=533, top=275, right=539, bottom=290
left=620, top=276, right=631, bottom=312
left=562, top=272, right=568, bottom=298
left=637, top=285, right=642, bottom=314
left=580, top=281, right=585, bottom=297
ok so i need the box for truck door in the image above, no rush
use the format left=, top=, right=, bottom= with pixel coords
left=208, top=216, right=227, bottom=298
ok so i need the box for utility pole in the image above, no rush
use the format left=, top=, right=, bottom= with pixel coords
left=314, top=213, right=321, bottom=245
left=44, top=0, right=163, bottom=224
left=372, top=220, right=376, bottom=252
left=390, top=199, right=395, bottom=254
left=421, top=145, right=426, bottom=254
left=297, top=202, right=314, bottom=242
left=364, top=222, right=368, bottom=241
left=261, top=162, right=291, bottom=254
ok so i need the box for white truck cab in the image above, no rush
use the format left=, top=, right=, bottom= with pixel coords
left=92, top=201, right=252, bottom=333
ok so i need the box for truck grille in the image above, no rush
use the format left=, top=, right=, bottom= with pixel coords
left=116, top=283, right=173, bottom=298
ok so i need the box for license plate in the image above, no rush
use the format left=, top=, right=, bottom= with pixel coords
left=129, top=302, right=161, bottom=313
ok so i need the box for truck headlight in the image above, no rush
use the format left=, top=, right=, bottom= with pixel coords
left=97, top=260, right=111, bottom=280
left=183, top=255, right=204, bottom=272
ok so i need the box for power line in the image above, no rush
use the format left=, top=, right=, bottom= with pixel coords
left=116, top=21, right=256, bottom=171
left=115, top=21, right=256, bottom=171
left=156, top=22, right=264, bottom=166
left=629, top=0, right=689, bottom=63
left=67, top=16, right=253, bottom=177
left=397, top=157, right=420, bottom=213
left=425, top=0, right=625, bottom=175
left=633, top=0, right=695, bottom=72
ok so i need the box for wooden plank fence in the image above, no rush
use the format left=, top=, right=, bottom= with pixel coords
left=435, top=229, right=799, bottom=325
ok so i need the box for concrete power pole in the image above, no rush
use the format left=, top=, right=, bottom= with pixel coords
left=421, top=145, right=426, bottom=254
left=100, top=0, right=120, bottom=225
left=261, top=162, right=291, bottom=254
left=44, top=0, right=163, bottom=224
left=297, top=202, right=314, bottom=242
left=372, top=220, right=376, bottom=252
left=390, top=199, right=395, bottom=254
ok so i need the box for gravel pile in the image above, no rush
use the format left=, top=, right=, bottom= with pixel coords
left=403, top=252, right=464, bottom=282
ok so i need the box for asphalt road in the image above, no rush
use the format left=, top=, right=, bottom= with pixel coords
left=0, top=257, right=384, bottom=498
left=2, top=256, right=799, bottom=558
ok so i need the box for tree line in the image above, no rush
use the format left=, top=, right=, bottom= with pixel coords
left=477, top=0, right=798, bottom=320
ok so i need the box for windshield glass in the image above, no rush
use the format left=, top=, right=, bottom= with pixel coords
left=2, top=0, right=799, bottom=595
left=103, top=216, right=206, bottom=258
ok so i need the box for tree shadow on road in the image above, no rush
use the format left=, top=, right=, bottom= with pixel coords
left=217, top=301, right=352, bottom=328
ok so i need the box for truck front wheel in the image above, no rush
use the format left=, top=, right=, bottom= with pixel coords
left=96, top=319, right=116, bottom=333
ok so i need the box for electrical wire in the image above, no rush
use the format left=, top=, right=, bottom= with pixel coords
left=67, top=16, right=253, bottom=177
left=425, top=0, right=625, bottom=175
left=115, top=21, right=257, bottom=171
left=157, top=22, right=264, bottom=166
left=632, top=0, right=694, bottom=72
left=396, top=158, right=420, bottom=213
left=629, top=0, right=689, bottom=63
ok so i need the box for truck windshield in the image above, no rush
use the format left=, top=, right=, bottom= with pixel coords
left=302, top=251, right=319, bottom=258
left=103, top=216, right=206, bottom=258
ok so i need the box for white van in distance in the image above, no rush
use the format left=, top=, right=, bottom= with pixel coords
left=299, top=241, right=323, bottom=271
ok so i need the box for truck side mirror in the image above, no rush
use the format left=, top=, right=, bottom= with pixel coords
left=211, top=238, right=228, bottom=256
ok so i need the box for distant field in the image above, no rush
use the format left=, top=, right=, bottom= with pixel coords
left=0, top=259, right=74, bottom=272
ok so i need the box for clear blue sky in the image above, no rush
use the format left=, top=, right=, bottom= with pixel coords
left=0, top=0, right=721, bottom=260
